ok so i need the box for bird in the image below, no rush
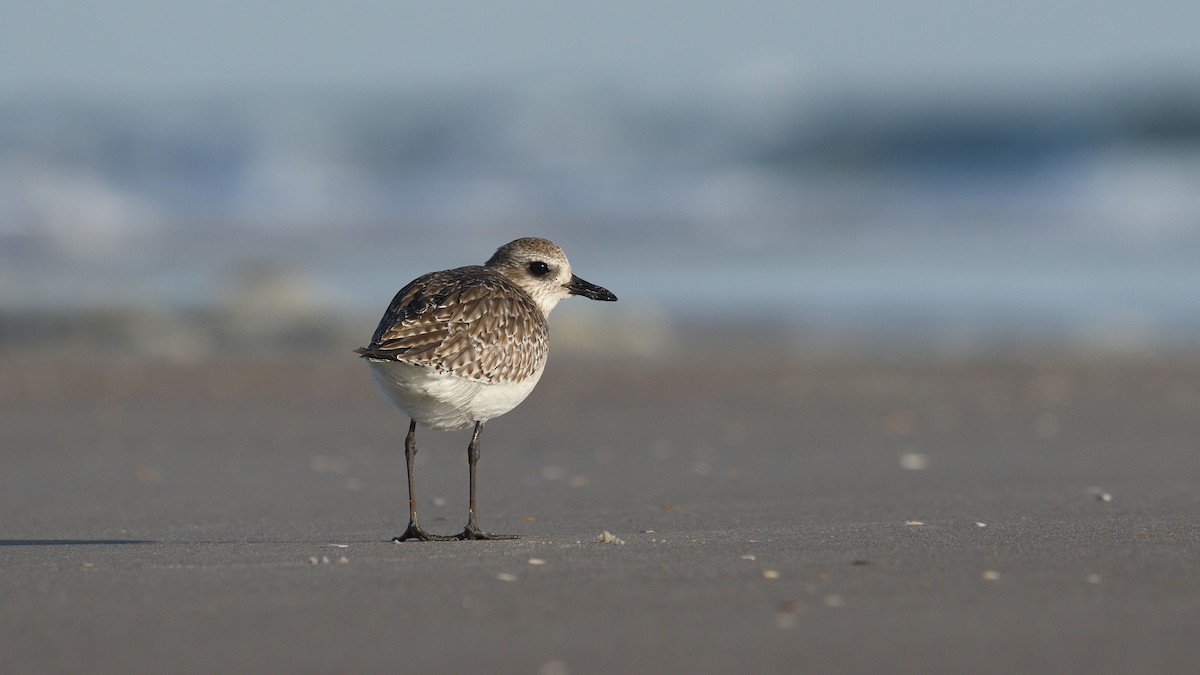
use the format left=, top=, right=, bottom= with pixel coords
left=355, top=237, right=618, bottom=541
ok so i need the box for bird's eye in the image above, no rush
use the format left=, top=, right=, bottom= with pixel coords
left=528, top=261, right=550, bottom=277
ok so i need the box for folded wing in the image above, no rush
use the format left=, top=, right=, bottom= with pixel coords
left=355, top=266, right=549, bottom=384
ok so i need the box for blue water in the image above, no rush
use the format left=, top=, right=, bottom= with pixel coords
left=2, top=85, right=1199, bottom=350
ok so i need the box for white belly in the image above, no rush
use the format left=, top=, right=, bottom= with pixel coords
left=366, top=360, right=543, bottom=430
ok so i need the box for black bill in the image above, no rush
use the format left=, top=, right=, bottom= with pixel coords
left=565, top=274, right=618, bottom=301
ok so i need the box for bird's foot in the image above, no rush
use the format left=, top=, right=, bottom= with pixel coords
left=392, top=522, right=458, bottom=542
left=457, top=525, right=520, bottom=541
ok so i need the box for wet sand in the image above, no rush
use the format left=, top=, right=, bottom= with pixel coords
left=2, top=353, right=1198, bottom=674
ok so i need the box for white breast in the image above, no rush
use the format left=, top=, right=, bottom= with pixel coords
left=366, top=360, right=544, bottom=430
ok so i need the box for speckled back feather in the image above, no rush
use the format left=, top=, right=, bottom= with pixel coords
left=355, top=266, right=549, bottom=384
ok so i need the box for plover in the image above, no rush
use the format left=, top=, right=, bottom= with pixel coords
left=356, top=237, right=618, bottom=541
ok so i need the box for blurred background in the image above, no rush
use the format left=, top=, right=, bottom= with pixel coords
left=2, top=0, right=1199, bottom=361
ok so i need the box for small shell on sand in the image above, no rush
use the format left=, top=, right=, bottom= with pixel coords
left=597, top=531, right=625, bottom=545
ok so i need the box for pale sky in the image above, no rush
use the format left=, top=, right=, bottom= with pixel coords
left=2, top=0, right=1199, bottom=95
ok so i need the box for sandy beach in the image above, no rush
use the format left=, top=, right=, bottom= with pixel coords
left=6, top=4, right=1200, bottom=674
left=2, top=351, right=1198, bottom=674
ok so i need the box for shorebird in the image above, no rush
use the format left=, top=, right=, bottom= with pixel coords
left=356, top=237, right=618, bottom=541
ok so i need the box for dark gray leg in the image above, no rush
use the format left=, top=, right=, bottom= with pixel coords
left=393, top=419, right=456, bottom=542
left=458, top=421, right=518, bottom=540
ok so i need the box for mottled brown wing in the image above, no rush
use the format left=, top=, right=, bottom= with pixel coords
left=355, top=266, right=549, bottom=384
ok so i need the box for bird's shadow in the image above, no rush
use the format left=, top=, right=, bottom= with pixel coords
left=0, top=539, right=157, bottom=546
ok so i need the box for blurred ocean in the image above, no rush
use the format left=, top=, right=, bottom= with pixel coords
left=2, top=79, right=1199, bottom=357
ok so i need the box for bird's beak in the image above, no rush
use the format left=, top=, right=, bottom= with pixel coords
left=565, top=275, right=618, bottom=301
